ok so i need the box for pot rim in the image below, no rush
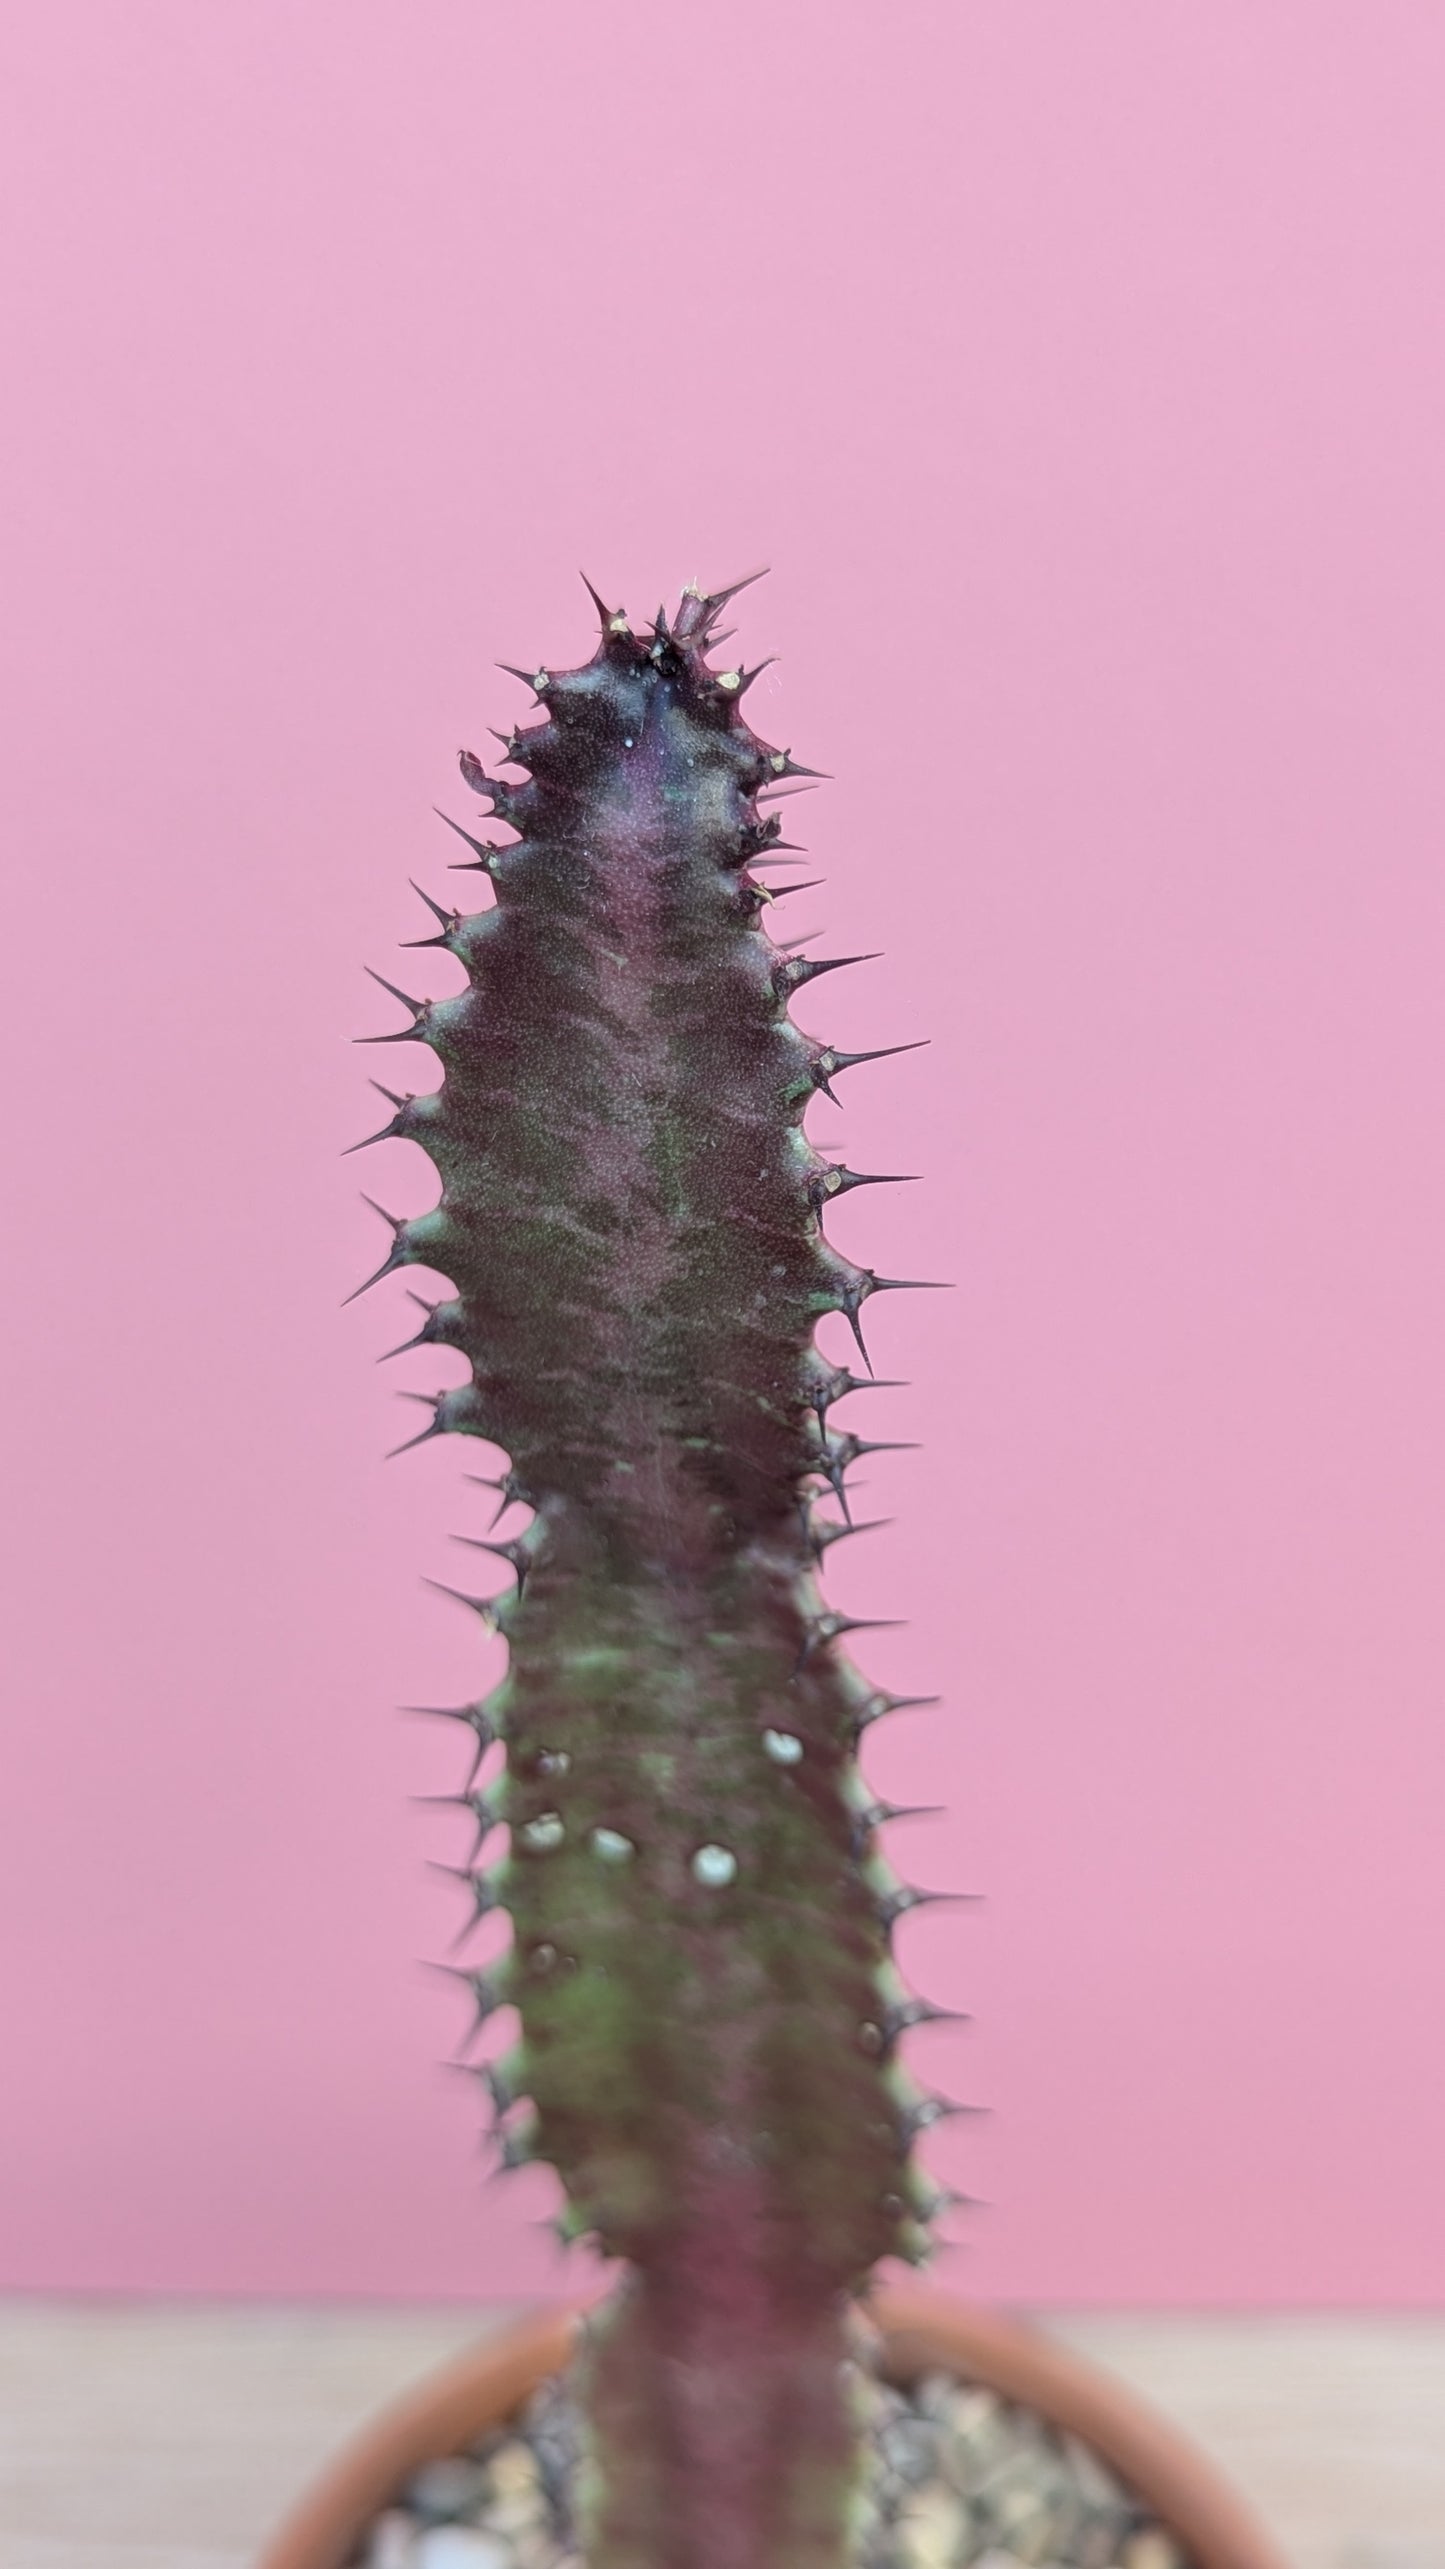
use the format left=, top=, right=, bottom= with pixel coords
left=256, top=2284, right=1291, bottom=2569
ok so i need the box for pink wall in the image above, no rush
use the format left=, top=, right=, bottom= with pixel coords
left=3, top=1, right=1444, bottom=2305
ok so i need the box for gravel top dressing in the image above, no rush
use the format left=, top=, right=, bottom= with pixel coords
left=350, top=2339, right=1192, bottom=2569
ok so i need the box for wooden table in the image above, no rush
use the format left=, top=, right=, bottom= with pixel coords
left=2, top=2303, right=1443, bottom=2569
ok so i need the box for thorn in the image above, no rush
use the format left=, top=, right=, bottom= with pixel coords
left=385, top=1418, right=442, bottom=1459
left=907, top=2181, right=969, bottom=2229
left=764, top=876, right=825, bottom=902
left=904, top=2093, right=988, bottom=2138
left=878, top=1885, right=979, bottom=1931
left=460, top=1796, right=506, bottom=1866
left=805, top=1364, right=904, bottom=1425
left=828, top=1168, right=921, bottom=1197
left=496, top=665, right=548, bottom=700
left=540, top=2203, right=593, bottom=2250
left=740, top=812, right=785, bottom=854
left=401, top=1699, right=496, bottom=1744
left=459, top=748, right=500, bottom=798
left=699, top=565, right=770, bottom=616
left=756, top=779, right=822, bottom=802
left=341, top=1118, right=400, bottom=1157
left=409, top=879, right=455, bottom=927
left=849, top=1803, right=943, bottom=1861
left=402, top=1697, right=497, bottom=1782
left=731, top=656, right=778, bottom=696
left=364, top=966, right=426, bottom=1018
left=427, top=1861, right=506, bottom=1944
left=855, top=1693, right=942, bottom=1732
left=807, top=1164, right=918, bottom=1214
left=813, top=1041, right=929, bottom=1092
left=806, top=1514, right=891, bottom=1560
left=340, top=1199, right=409, bottom=1305
left=423, top=1576, right=504, bottom=1628
left=494, top=2122, right=538, bottom=2174
left=415, top=1786, right=505, bottom=1864
left=775, top=952, right=880, bottom=997
left=581, top=572, right=632, bottom=640
left=579, top=570, right=612, bottom=626
left=807, top=1443, right=853, bottom=1522
left=478, top=2058, right=520, bottom=2116
left=452, top=1532, right=529, bottom=1592
left=802, top=1448, right=848, bottom=1520
left=885, top=1997, right=972, bottom=2043
left=420, top=1960, right=510, bottom=2050
left=811, top=1420, right=917, bottom=1476
left=400, top=881, right=462, bottom=948
left=465, top=1470, right=531, bottom=1532
left=868, top=1276, right=954, bottom=1295
left=375, top=1303, right=437, bottom=1362
left=386, top=1405, right=445, bottom=1459
left=840, top=1296, right=872, bottom=1374
left=433, top=807, right=501, bottom=871
left=795, top=1611, right=903, bottom=1674
left=827, top=1267, right=935, bottom=1376
left=441, top=2056, right=500, bottom=2102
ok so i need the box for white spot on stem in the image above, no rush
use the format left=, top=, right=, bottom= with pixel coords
left=692, top=1844, right=738, bottom=1887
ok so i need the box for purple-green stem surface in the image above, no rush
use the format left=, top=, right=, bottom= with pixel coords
left=354, top=579, right=956, bottom=2568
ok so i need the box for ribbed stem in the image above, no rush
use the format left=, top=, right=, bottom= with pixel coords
left=358, top=580, right=948, bottom=2568
left=578, top=2271, right=862, bottom=2569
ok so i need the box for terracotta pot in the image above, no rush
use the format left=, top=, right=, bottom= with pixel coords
left=257, top=2286, right=1289, bottom=2569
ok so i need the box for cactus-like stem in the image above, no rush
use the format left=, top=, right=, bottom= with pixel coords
left=358, top=580, right=950, bottom=2568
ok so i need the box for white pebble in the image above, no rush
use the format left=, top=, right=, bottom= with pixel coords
left=487, top=2441, right=540, bottom=2498
left=365, top=2510, right=417, bottom=2569
left=414, top=2530, right=510, bottom=2569
left=520, top=1812, right=564, bottom=1852
left=692, top=1843, right=738, bottom=1887
left=590, top=1826, right=635, bottom=1862
left=1122, top=2535, right=1187, bottom=2569
left=762, top=1728, right=804, bottom=1765
left=405, top=2456, right=487, bottom=2516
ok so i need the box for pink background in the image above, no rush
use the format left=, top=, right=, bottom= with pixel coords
left=3, top=1, right=1443, bottom=2305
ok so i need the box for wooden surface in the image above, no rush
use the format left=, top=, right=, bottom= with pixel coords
left=2, top=2300, right=1443, bottom=2569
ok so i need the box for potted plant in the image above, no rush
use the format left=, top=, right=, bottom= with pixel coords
left=261, top=578, right=1286, bottom=2569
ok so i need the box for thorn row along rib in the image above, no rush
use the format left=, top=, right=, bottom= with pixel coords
left=350, top=578, right=962, bottom=2569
